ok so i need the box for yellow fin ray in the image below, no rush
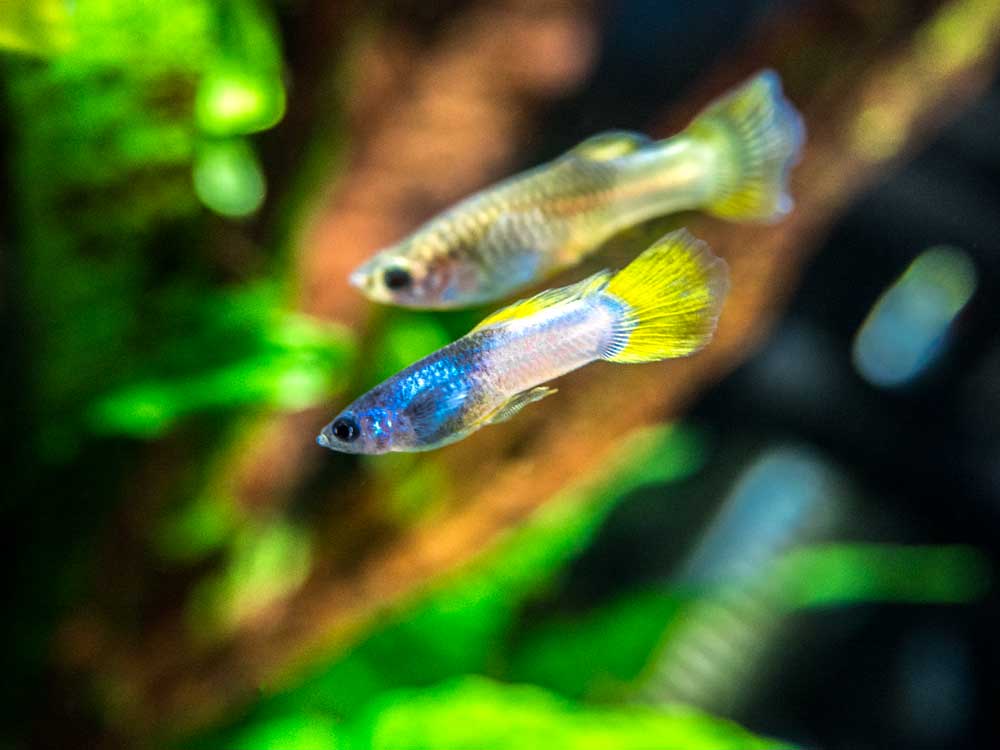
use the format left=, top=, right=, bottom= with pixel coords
left=472, top=270, right=611, bottom=332
left=601, top=229, right=728, bottom=363
left=685, top=70, right=804, bottom=221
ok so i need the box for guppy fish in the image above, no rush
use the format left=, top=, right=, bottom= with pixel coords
left=349, top=70, right=800, bottom=309
left=319, top=229, right=728, bottom=454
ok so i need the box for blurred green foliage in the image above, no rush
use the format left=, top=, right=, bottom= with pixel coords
left=0, top=0, right=73, bottom=55
left=509, top=588, right=688, bottom=700
left=188, top=424, right=987, bottom=749
left=193, top=138, right=268, bottom=217
left=3, top=0, right=311, bottom=463
left=1, top=4, right=344, bottom=740
left=189, top=517, right=314, bottom=639
left=348, top=677, right=783, bottom=750
left=185, top=428, right=720, bottom=747
left=226, top=676, right=785, bottom=750
left=190, top=427, right=704, bottom=745
left=88, top=283, right=353, bottom=437
left=781, top=543, right=990, bottom=607
left=195, top=0, right=285, bottom=136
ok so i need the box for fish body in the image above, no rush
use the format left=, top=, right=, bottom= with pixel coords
left=320, top=229, right=728, bottom=454
left=350, top=70, right=801, bottom=309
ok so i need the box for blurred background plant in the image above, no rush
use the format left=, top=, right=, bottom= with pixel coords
left=2, top=1, right=999, bottom=748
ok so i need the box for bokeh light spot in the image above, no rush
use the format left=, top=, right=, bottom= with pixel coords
left=853, top=246, right=977, bottom=388
left=193, top=137, right=266, bottom=217
left=196, top=66, right=286, bottom=136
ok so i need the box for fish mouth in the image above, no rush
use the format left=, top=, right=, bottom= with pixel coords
left=348, top=267, right=368, bottom=291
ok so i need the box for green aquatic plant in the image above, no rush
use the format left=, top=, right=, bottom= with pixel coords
left=88, top=284, right=354, bottom=437
left=4, top=0, right=292, bottom=461
left=187, top=426, right=706, bottom=745
left=347, top=677, right=784, bottom=750
left=186, top=421, right=986, bottom=749
left=225, top=677, right=785, bottom=750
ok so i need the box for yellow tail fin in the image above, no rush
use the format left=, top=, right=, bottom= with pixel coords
left=601, top=229, right=728, bottom=363
left=686, top=70, right=804, bottom=221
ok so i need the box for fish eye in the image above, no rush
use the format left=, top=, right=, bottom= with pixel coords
left=382, top=266, right=412, bottom=291
left=332, top=417, right=359, bottom=442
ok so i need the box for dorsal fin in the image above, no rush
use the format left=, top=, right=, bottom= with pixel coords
left=472, top=270, right=611, bottom=332
left=569, top=130, right=652, bottom=161
left=484, top=386, right=558, bottom=425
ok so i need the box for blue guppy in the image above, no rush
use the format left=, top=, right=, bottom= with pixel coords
left=319, top=229, right=728, bottom=454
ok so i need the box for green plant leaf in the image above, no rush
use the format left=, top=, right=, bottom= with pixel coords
left=508, top=589, right=688, bottom=700
left=352, top=677, right=786, bottom=750
left=191, top=426, right=707, bottom=746
left=87, top=285, right=355, bottom=437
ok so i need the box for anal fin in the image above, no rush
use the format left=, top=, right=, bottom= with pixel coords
left=485, top=386, right=558, bottom=425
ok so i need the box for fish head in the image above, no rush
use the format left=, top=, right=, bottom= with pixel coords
left=316, top=404, right=414, bottom=454
left=349, top=249, right=423, bottom=307
left=349, top=235, right=479, bottom=309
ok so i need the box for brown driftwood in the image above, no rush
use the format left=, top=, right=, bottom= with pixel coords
left=75, top=0, right=1000, bottom=739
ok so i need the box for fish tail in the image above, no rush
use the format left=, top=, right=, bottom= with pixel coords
left=599, top=229, right=728, bottom=363
left=685, top=70, right=805, bottom=221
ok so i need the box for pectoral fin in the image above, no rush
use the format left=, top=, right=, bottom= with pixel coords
left=484, top=386, right=558, bottom=425
left=407, top=384, right=470, bottom=441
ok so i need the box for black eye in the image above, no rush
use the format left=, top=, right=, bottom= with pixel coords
left=383, top=267, right=412, bottom=290
left=332, top=417, right=359, bottom=442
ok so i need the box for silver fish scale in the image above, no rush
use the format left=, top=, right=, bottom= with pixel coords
left=473, top=298, right=615, bottom=402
